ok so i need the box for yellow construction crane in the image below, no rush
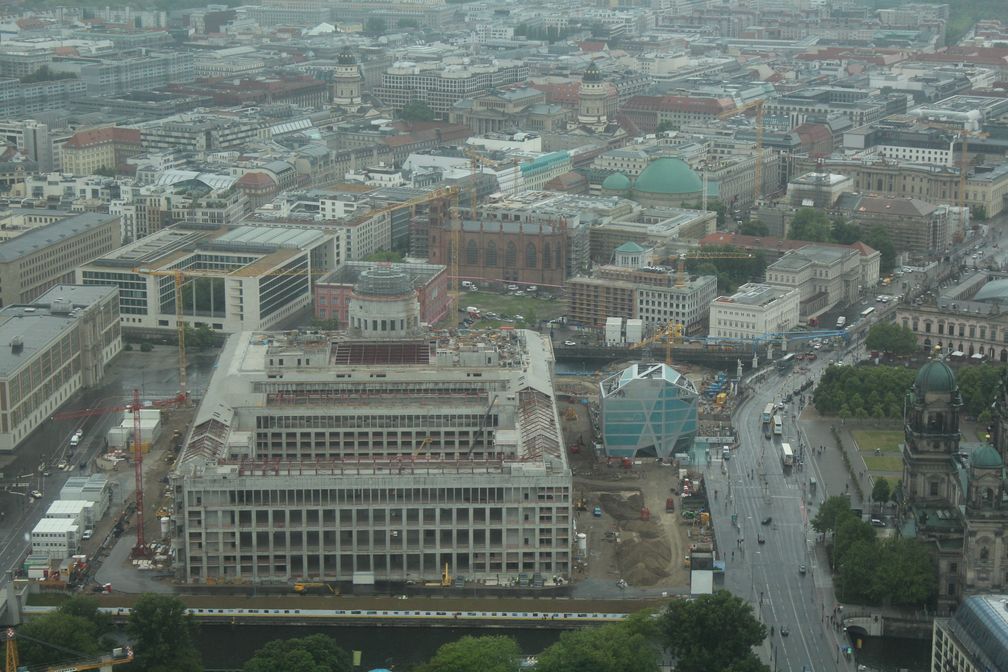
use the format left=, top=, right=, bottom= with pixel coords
left=5, top=628, right=134, bottom=672
left=630, top=320, right=683, bottom=366
left=412, top=436, right=433, bottom=461
left=717, top=99, right=766, bottom=203
left=674, top=250, right=753, bottom=288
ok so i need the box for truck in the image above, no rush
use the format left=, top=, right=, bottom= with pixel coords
left=836, top=316, right=846, bottom=329
left=293, top=582, right=339, bottom=595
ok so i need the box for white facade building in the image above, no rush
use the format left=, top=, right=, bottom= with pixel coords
left=708, top=283, right=800, bottom=340
left=31, top=518, right=79, bottom=560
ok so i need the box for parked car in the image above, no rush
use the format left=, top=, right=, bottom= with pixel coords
left=564, top=341, right=577, bottom=346
left=30, top=490, right=42, bottom=499
left=761, top=517, right=773, bottom=525
left=593, top=506, right=602, bottom=518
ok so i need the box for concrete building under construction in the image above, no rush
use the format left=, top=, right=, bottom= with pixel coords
left=170, top=327, right=571, bottom=585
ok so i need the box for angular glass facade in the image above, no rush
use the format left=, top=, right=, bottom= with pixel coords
left=599, top=363, right=698, bottom=458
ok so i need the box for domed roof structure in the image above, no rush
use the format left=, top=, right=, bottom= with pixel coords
left=583, top=62, right=602, bottom=83
left=634, top=158, right=703, bottom=196
left=971, top=444, right=1004, bottom=469
left=973, top=279, right=1008, bottom=303
left=914, top=360, right=956, bottom=395
left=337, top=52, right=357, bottom=66
left=354, top=267, right=413, bottom=297
left=601, top=172, right=631, bottom=192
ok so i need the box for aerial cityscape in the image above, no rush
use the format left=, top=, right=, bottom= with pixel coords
left=0, top=0, right=1005, bottom=669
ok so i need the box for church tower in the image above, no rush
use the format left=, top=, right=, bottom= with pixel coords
left=577, top=62, right=608, bottom=131
left=901, top=359, right=965, bottom=612
left=332, top=51, right=362, bottom=108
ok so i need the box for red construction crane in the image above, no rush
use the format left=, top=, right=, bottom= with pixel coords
left=51, top=392, right=173, bottom=558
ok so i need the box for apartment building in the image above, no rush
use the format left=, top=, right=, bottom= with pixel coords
left=0, top=78, right=87, bottom=120
left=0, top=284, right=120, bottom=452
left=708, top=283, right=800, bottom=340
left=60, top=127, right=142, bottom=177
left=0, top=213, right=121, bottom=307
left=171, top=328, right=571, bottom=584
left=134, top=114, right=263, bottom=153
left=78, top=224, right=335, bottom=334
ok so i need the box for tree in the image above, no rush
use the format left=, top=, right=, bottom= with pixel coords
left=956, top=365, right=1004, bottom=417
left=127, top=594, right=201, bottom=672
left=872, top=477, right=891, bottom=504
left=364, top=16, right=387, bottom=35
left=874, top=538, right=936, bottom=608
left=397, top=18, right=419, bottom=28
left=20, top=65, right=77, bottom=83
left=811, top=495, right=854, bottom=535
left=862, top=225, right=896, bottom=273
left=659, top=591, right=768, bottom=672
left=655, top=120, right=675, bottom=135
left=788, top=208, right=832, bottom=242
left=400, top=100, right=436, bottom=122
left=830, top=218, right=862, bottom=245
left=836, top=539, right=880, bottom=603
left=866, top=322, right=918, bottom=356
left=16, top=613, right=102, bottom=667
left=244, top=634, right=351, bottom=672
left=537, top=621, right=660, bottom=672
left=738, top=220, right=769, bottom=236
left=418, top=635, right=521, bottom=672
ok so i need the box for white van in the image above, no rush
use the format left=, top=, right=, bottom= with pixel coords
left=461, top=281, right=474, bottom=289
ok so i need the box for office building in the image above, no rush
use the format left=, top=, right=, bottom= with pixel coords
left=599, top=362, right=698, bottom=459
left=763, top=87, right=907, bottom=129
left=171, top=327, right=571, bottom=583
left=374, top=59, right=529, bottom=118
left=0, top=213, right=121, bottom=307
left=764, top=243, right=879, bottom=321
left=60, top=127, right=142, bottom=177
left=0, top=284, right=121, bottom=452
left=839, top=195, right=956, bottom=257
left=78, top=224, right=336, bottom=335
left=567, top=242, right=717, bottom=331
left=708, top=283, right=800, bottom=340
left=49, top=52, right=194, bottom=97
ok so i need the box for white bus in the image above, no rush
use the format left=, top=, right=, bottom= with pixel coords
left=773, top=415, right=783, bottom=436
left=860, top=306, right=875, bottom=319
left=781, top=442, right=794, bottom=470
left=762, top=403, right=774, bottom=426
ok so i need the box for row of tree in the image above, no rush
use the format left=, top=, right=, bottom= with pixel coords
left=418, top=591, right=769, bottom=672
left=19, top=591, right=771, bottom=672
left=813, top=365, right=917, bottom=419
left=865, top=323, right=918, bottom=357
left=787, top=208, right=896, bottom=273
left=812, top=497, right=936, bottom=607
left=814, top=362, right=1005, bottom=421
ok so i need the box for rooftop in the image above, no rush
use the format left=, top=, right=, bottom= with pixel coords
left=0, top=213, right=118, bottom=263
left=715, top=283, right=795, bottom=307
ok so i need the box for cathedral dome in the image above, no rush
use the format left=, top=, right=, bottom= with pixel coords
left=634, top=158, right=703, bottom=197
left=971, top=444, right=1003, bottom=469
left=601, top=172, right=631, bottom=192
left=914, top=360, right=956, bottom=395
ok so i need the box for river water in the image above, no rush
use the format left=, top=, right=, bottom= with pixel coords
left=198, top=624, right=930, bottom=672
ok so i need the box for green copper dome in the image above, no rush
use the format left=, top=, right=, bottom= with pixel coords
left=971, top=444, right=1004, bottom=469
left=914, top=360, right=956, bottom=395
left=602, top=172, right=631, bottom=192
left=634, top=158, right=703, bottom=196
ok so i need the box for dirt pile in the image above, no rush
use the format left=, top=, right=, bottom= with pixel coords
left=598, top=492, right=644, bottom=520
left=616, top=526, right=672, bottom=586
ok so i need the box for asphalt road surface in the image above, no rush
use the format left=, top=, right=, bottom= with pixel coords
left=0, top=347, right=214, bottom=597
left=708, top=347, right=865, bottom=672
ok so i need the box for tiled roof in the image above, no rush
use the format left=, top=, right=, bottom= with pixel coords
left=63, top=127, right=141, bottom=150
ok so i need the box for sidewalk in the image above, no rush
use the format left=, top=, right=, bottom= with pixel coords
left=797, top=406, right=866, bottom=511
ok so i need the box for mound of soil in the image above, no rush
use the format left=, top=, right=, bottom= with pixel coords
left=617, top=532, right=673, bottom=586
left=598, top=491, right=644, bottom=520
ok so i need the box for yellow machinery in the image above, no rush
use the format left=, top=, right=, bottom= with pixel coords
left=293, top=582, right=338, bottom=595
left=5, top=628, right=134, bottom=672
left=441, top=562, right=451, bottom=587
left=630, top=320, right=682, bottom=365
left=412, top=436, right=433, bottom=461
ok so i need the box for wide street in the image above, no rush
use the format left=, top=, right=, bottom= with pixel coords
left=706, top=339, right=868, bottom=672
left=0, top=346, right=215, bottom=598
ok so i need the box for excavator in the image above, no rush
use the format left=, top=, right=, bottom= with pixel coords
left=292, top=582, right=339, bottom=595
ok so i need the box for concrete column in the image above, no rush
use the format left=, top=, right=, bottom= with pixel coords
left=5, top=570, right=21, bottom=625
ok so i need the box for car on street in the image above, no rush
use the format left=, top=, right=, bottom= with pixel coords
left=56, top=460, right=67, bottom=470
left=757, top=534, right=765, bottom=544
left=593, top=506, right=602, bottom=517
left=799, top=564, right=806, bottom=575
left=761, top=517, right=772, bottom=525
left=30, top=490, right=42, bottom=499
left=564, top=341, right=577, bottom=346
left=780, top=626, right=789, bottom=637
left=81, top=529, right=93, bottom=541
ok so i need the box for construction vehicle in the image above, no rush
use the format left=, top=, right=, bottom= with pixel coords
left=442, top=562, right=451, bottom=587
left=563, top=406, right=578, bottom=421
left=665, top=497, right=676, bottom=513
left=576, top=492, right=587, bottom=511
left=293, top=582, right=338, bottom=595
left=5, top=628, right=133, bottom=672
left=412, top=436, right=433, bottom=461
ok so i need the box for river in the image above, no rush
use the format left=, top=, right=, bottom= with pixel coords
left=198, top=624, right=931, bottom=671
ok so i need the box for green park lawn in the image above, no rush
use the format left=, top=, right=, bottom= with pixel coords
left=449, top=291, right=567, bottom=328
left=851, top=429, right=904, bottom=475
